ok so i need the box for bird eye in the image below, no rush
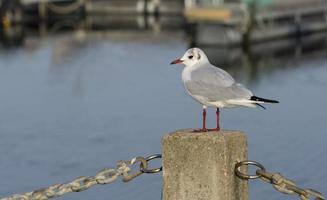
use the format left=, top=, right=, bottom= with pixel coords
left=188, top=55, right=194, bottom=59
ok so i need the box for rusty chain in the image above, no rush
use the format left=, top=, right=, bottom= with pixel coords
left=0, top=154, right=162, bottom=200
left=235, top=160, right=325, bottom=200
left=1, top=156, right=323, bottom=200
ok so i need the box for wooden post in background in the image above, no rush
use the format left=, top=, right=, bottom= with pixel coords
left=162, top=130, right=248, bottom=200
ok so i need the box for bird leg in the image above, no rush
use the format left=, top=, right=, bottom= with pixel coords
left=202, top=108, right=207, bottom=131
left=193, top=107, right=208, bottom=132
left=208, top=108, right=220, bottom=132
left=216, top=108, right=220, bottom=130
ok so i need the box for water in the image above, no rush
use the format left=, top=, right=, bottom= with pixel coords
left=0, top=30, right=326, bottom=200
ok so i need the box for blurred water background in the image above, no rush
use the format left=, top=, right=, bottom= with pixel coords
left=0, top=0, right=327, bottom=199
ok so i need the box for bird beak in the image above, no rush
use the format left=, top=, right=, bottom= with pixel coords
left=170, top=59, right=183, bottom=65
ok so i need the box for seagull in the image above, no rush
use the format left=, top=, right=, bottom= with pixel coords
left=171, top=48, right=278, bottom=132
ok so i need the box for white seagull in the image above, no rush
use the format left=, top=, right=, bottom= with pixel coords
left=171, top=47, right=278, bottom=132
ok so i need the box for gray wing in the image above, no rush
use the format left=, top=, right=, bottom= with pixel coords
left=185, top=65, right=252, bottom=102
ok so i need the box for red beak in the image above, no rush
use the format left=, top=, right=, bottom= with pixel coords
left=170, top=59, right=183, bottom=65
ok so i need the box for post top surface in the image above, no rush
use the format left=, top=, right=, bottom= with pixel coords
left=163, top=129, right=246, bottom=140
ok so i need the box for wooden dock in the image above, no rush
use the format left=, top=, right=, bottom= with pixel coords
left=2, top=0, right=327, bottom=47
left=19, top=0, right=183, bottom=29
left=186, top=0, right=327, bottom=46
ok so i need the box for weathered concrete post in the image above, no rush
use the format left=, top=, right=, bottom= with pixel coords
left=162, top=130, right=248, bottom=200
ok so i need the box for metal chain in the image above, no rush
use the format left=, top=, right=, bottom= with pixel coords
left=235, top=160, right=325, bottom=200
left=0, top=154, right=162, bottom=200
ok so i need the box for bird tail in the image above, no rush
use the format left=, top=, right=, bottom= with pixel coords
left=250, top=96, right=279, bottom=103
left=225, top=96, right=278, bottom=109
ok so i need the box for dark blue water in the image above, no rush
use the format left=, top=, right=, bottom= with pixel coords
left=0, top=30, right=326, bottom=200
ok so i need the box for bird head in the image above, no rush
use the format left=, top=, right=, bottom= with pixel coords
left=170, top=47, right=209, bottom=67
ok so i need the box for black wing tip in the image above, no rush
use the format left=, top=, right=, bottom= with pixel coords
left=255, top=103, right=266, bottom=110
left=251, top=96, right=279, bottom=103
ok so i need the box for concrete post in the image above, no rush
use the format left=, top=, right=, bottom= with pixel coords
left=162, top=130, right=248, bottom=200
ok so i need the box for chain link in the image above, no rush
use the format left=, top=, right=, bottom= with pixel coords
left=0, top=154, right=162, bottom=200
left=235, top=160, right=325, bottom=200
left=2, top=156, right=322, bottom=200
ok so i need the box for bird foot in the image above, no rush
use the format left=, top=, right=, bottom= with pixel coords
left=207, top=128, right=220, bottom=132
left=192, top=128, right=220, bottom=132
left=192, top=128, right=208, bottom=133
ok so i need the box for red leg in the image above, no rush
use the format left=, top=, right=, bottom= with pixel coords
left=193, top=107, right=208, bottom=132
left=216, top=108, right=220, bottom=131
left=202, top=108, right=207, bottom=131
left=208, top=108, right=220, bottom=132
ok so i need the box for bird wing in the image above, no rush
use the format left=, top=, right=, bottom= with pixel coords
left=185, top=65, right=253, bottom=102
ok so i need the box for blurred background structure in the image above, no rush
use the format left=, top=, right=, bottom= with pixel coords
left=2, top=0, right=327, bottom=47
left=0, top=0, right=326, bottom=200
